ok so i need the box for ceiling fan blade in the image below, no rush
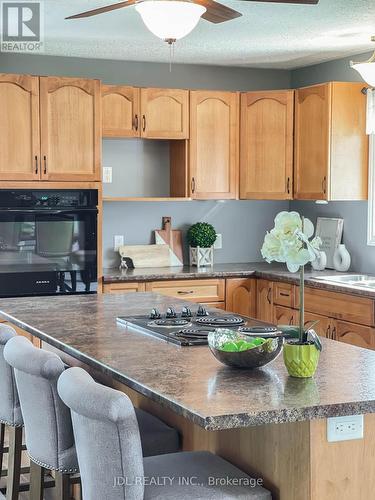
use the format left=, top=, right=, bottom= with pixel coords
left=195, top=0, right=242, bottom=23
left=66, top=0, right=136, bottom=20
left=238, top=0, right=319, bottom=4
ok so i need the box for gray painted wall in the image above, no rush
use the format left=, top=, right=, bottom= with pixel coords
left=291, top=52, right=374, bottom=273
left=103, top=200, right=288, bottom=268
left=0, top=53, right=291, bottom=90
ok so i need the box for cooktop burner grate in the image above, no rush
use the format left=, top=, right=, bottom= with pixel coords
left=151, top=318, right=191, bottom=327
left=195, top=315, right=245, bottom=327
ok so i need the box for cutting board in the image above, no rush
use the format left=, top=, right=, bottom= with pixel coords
left=155, top=217, right=183, bottom=266
left=118, top=244, right=170, bottom=268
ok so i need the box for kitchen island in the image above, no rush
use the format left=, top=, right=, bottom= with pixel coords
left=1, top=293, right=375, bottom=500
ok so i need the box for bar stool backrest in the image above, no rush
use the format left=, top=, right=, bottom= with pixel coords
left=0, top=324, right=23, bottom=427
left=58, top=367, right=144, bottom=500
left=4, top=336, right=77, bottom=472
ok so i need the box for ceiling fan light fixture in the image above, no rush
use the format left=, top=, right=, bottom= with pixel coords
left=351, top=36, right=375, bottom=86
left=135, top=0, right=206, bottom=42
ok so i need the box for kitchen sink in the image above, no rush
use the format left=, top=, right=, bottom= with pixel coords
left=315, top=275, right=375, bottom=288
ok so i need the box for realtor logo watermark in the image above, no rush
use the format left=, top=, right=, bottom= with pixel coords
left=1, top=1, right=44, bottom=52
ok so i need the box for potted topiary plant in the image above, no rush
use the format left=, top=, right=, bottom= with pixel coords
left=261, top=211, right=323, bottom=378
left=187, top=222, right=217, bottom=268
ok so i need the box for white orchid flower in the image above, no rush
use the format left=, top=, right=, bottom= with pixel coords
left=261, top=212, right=321, bottom=274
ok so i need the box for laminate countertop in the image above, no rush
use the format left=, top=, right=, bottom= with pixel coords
left=103, top=262, right=375, bottom=299
left=1, top=293, right=375, bottom=430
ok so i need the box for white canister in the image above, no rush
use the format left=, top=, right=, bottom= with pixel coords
left=333, top=244, right=351, bottom=272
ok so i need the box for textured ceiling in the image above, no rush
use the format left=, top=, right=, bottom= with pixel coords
left=28, top=0, right=375, bottom=68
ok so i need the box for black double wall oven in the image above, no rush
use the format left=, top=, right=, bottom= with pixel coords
left=0, top=190, right=98, bottom=297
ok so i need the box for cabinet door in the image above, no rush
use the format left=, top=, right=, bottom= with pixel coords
left=256, top=280, right=274, bottom=323
left=294, top=83, right=331, bottom=200
left=189, top=91, right=239, bottom=199
left=304, top=311, right=335, bottom=339
left=102, top=85, right=140, bottom=137
left=0, top=74, right=40, bottom=180
left=336, top=321, right=375, bottom=350
left=274, top=306, right=297, bottom=326
left=226, top=278, right=256, bottom=317
left=140, top=88, right=189, bottom=139
left=240, top=91, right=294, bottom=200
left=40, top=76, right=101, bottom=181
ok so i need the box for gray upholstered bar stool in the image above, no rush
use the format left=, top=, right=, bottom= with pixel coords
left=4, top=336, right=180, bottom=499
left=0, top=324, right=24, bottom=500
left=58, top=367, right=272, bottom=500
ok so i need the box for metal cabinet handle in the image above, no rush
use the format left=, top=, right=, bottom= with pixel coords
left=322, top=176, right=327, bottom=195
left=289, top=316, right=294, bottom=325
left=280, top=291, right=290, bottom=297
left=326, top=325, right=331, bottom=339
left=43, top=155, right=47, bottom=175
left=191, top=177, right=196, bottom=194
left=133, top=114, right=139, bottom=131
left=142, top=114, right=146, bottom=132
left=287, top=177, right=290, bottom=194
left=35, top=155, right=38, bottom=174
left=177, top=290, right=194, bottom=295
left=267, top=288, right=272, bottom=304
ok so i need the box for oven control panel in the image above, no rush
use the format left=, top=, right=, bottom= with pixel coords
left=0, top=190, right=98, bottom=209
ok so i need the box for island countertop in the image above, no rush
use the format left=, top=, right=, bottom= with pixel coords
left=1, top=293, right=375, bottom=430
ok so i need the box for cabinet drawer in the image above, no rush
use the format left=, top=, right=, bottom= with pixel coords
left=145, top=279, right=225, bottom=303
left=202, top=302, right=226, bottom=310
left=274, top=282, right=295, bottom=307
left=103, top=282, right=146, bottom=294
left=300, top=287, right=375, bottom=326
left=336, top=321, right=375, bottom=350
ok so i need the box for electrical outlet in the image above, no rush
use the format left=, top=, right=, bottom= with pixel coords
left=214, top=234, right=222, bottom=249
left=103, top=167, right=112, bottom=183
left=327, top=415, right=364, bottom=442
left=114, top=235, right=124, bottom=252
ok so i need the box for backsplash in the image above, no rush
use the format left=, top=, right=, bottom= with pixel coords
left=102, top=200, right=289, bottom=268
left=291, top=201, right=374, bottom=274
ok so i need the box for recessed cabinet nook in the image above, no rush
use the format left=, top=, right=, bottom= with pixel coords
left=0, top=73, right=368, bottom=200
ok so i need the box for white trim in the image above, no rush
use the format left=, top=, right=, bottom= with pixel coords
left=367, top=135, right=375, bottom=245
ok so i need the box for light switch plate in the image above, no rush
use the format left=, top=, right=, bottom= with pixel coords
left=103, top=167, right=112, bottom=183
left=327, top=415, right=364, bottom=442
left=214, top=234, right=222, bottom=250
left=114, top=235, right=124, bottom=252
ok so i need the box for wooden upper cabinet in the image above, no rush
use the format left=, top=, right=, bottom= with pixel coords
left=226, top=278, right=256, bottom=317
left=189, top=90, right=239, bottom=199
left=294, top=82, right=368, bottom=201
left=140, top=88, right=189, bottom=139
left=102, top=85, right=140, bottom=137
left=40, top=76, right=101, bottom=181
left=240, top=90, right=294, bottom=200
left=0, top=74, right=40, bottom=181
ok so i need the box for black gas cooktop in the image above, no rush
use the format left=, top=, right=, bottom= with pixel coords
left=117, top=305, right=278, bottom=346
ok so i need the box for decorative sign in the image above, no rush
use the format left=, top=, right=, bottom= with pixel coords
left=315, top=217, right=344, bottom=269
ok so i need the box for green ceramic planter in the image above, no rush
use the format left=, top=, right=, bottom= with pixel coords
left=283, top=341, right=320, bottom=378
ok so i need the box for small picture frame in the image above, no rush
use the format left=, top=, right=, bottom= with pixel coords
left=315, top=217, right=344, bottom=269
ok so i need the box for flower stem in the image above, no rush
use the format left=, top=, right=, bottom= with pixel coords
left=299, top=264, right=305, bottom=343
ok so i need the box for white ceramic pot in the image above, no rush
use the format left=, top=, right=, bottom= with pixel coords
left=333, top=244, right=351, bottom=272
left=311, top=251, right=327, bottom=271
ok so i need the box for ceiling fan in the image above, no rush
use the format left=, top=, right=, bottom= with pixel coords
left=66, top=0, right=320, bottom=45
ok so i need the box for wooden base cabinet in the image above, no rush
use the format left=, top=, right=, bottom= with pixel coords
left=257, top=280, right=274, bottom=323
left=102, top=282, right=146, bottom=294
left=225, top=278, right=256, bottom=317
left=240, top=90, right=294, bottom=200
left=294, top=82, right=368, bottom=200
left=336, top=321, right=375, bottom=350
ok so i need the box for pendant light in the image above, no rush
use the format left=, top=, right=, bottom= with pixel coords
left=135, top=0, right=206, bottom=44
left=351, top=36, right=375, bottom=86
